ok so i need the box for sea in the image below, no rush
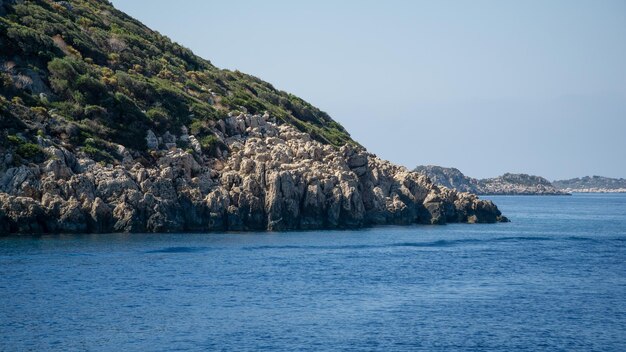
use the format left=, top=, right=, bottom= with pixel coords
left=1, top=194, right=625, bottom=351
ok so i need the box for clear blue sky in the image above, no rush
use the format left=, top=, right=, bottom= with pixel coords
left=111, top=0, right=626, bottom=180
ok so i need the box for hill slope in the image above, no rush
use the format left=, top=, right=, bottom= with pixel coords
left=0, top=0, right=506, bottom=233
left=1, top=0, right=353, bottom=150
left=415, top=165, right=568, bottom=195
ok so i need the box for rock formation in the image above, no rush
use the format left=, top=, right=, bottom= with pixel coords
left=0, top=113, right=507, bottom=234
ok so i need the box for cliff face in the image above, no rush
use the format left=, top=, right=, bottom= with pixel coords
left=0, top=1, right=506, bottom=234
left=415, top=166, right=568, bottom=195
left=553, top=176, right=626, bottom=193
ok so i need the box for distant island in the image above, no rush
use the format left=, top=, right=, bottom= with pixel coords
left=552, top=176, right=626, bottom=193
left=415, top=165, right=626, bottom=195
left=414, top=165, right=568, bottom=195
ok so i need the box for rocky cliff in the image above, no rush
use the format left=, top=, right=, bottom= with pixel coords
left=553, top=176, right=626, bottom=193
left=0, top=114, right=507, bottom=233
left=0, top=0, right=506, bottom=234
left=415, top=165, right=568, bottom=195
left=413, top=165, right=480, bottom=193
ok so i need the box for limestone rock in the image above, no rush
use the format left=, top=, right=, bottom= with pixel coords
left=0, top=112, right=506, bottom=234
left=146, top=130, right=159, bottom=150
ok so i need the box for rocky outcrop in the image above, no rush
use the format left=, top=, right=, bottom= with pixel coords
left=0, top=114, right=507, bottom=234
left=415, top=165, right=568, bottom=195
left=553, top=176, right=626, bottom=193
left=414, top=165, right=480, bottom=193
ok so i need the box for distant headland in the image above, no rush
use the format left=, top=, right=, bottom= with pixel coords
left=414, top=166, right=568, bottom=195
left=415, top=165, right=626, bottom=195
left=552, top=176, right=626, bottom=193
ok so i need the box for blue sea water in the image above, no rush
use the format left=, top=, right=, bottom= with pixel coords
left=1, top=194, right=625, bottom=351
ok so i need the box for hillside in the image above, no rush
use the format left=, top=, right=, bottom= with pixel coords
left=553, top=176, right=626, bottom=193
left=0, top=0, right=506, bottom=233
left=414, top=165, right=568, bottom=195
left=0, top=0, right=354, bottom=151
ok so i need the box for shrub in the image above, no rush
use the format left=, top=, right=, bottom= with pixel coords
left=83, top=105, right=107, bottom=120
left=5, top=22, right=60, bottom=59
left=83, top=145, right=113, bottom=163
left=189, top=103, right=217, bottom=120
left=146, top=106, right=168, bottom=120
left=48, top=57, right=80, bottom=82
left=199, top=134, right=224, bottom=156
left=7, top=135, right=23, bottom=145
left=199, top=135, right=218, bottom=149
left=110, top=92, right=144, bottom=123
left=75, top=74, right=108, bottom=103
left=83, top=139, right=114, bottom=163
left=189, top=120, right=209, bottom=135
left=16, top=142, right=44, bottom=159
left=146, top=106, right=169, bottom=130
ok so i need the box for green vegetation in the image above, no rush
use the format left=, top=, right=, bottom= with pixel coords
left=0, top=0, right=355, bottom=161
left=16, top=142, right=44, bottom=159
left=82, top=144, right=113, bottom=163
left=199, top=134, right=224, bottom=156
left=5, top=134, right=44, bottom=161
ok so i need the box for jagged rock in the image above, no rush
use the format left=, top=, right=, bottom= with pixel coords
left=0, top=194, right=48, bottom=233
left=146, top=130, right=159, bottom=150
left=162, top=131, right=176, bottom=149
left=0, top=113, right=506, bottom=234
left=89, top=197, right=112, bottom=232
left=188, top=135, right=202, bottom=154
left=56, top=197, right=88, bottom=233
left=112, top=201, right=142, bottom=232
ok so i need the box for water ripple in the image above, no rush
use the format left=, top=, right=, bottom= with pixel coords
left=145, top=246, right=209, bottom=254
left=241, top=236, right=604, bottom=252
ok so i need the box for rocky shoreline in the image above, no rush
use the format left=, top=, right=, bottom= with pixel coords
left=0, top=113, right=507, bottom=234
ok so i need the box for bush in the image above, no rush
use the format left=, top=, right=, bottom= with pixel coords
left=7, top=135, right=23, bottom=145
left=5, top=22, right=60, bottom=59
left=83, top=139, right=115, bottom=163
left=110, top=92, right=144, bottom=123
left=75, top=74, right=108, bottom=104
left=17, top=142, right=44, bottom=159
left=146, top=106, right=169, bottom=130
left=189, top=120, right=209, bottom=135
left=48, top=57, right=80, bottom=82
left=83, top=105, right=107, bottom=120
left=146, top=106, right=169, bottom=120
left=83, top=145, right=113, bottom=163
left=189, top=102, right=217, bottom=120
left=199, top=134, right=224, bottom=156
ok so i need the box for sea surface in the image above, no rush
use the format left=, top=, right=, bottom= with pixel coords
left=1, top=194, right=625, bottom=351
